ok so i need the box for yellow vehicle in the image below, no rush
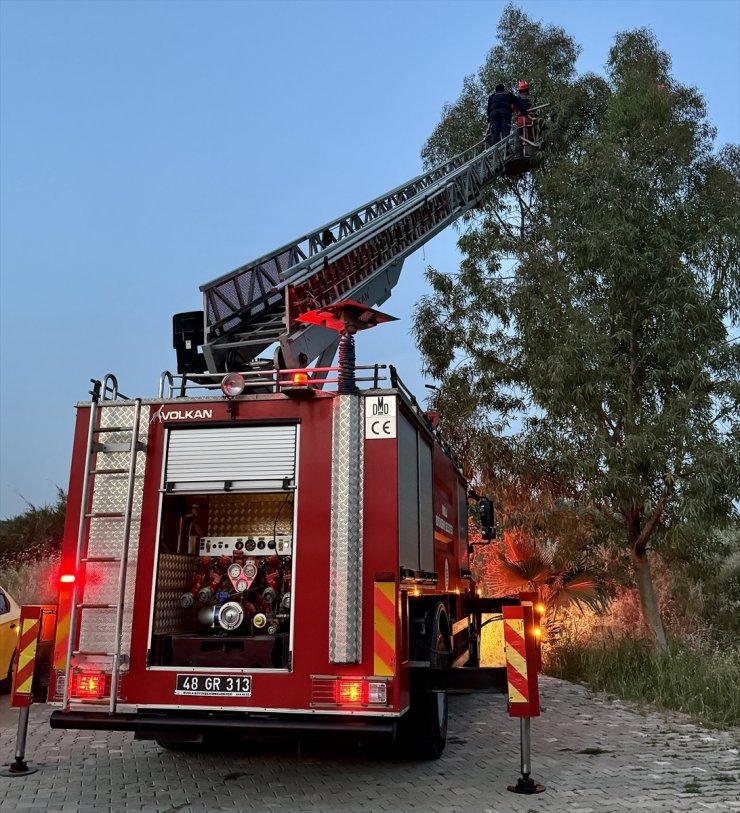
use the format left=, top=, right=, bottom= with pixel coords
left=0, top=587, right=21, bottom=692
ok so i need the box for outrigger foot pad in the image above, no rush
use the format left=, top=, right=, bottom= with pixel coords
left=507, top=775, right=546, bottom=794
left=0, top=759, right=39, bottom=777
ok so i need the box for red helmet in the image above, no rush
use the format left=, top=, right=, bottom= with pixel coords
left=518, top=80, right=529, bottom=92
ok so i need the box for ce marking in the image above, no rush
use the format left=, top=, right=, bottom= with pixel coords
left=365, top=395, right=396, bottom=439
left=369, top=419, right=392, bottom=436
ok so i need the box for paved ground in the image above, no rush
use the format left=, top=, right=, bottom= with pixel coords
left=0, top=677, right=738, bottom=812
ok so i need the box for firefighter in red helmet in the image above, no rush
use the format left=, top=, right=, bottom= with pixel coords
left=515, top=80, right=533, bottom=140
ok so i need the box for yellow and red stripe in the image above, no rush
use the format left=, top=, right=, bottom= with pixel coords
left=503, top=603, right=540, bottom=718
left=14, top=618, right=40, bottom=695
left=11, top=605, right=58, bottom=708
left=504, top=615, right=529, bottom=703
left=52, top=589, right=73, bottom=671
left=373, top=582, right=396, bottom=676
left=10, top=610, right=44, bottom=708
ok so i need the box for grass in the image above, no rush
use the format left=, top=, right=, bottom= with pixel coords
left=545, top=636, right=740, bottom=730
left=0, top=552, right=61, bottom=605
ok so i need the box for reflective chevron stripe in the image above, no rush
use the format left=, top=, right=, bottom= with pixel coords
left=504, top=615, right=529, bottom=704
left=14, top=618, right=40, bottom=697
left=373, top=582, right=396, bottom=676
left=503, top=603, right=541, bottom=718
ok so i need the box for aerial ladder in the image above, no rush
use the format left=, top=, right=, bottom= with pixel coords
left=174, top=112, right=547, bottom=376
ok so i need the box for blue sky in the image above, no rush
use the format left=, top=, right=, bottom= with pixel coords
left=1, top=0, right=738, bottom=518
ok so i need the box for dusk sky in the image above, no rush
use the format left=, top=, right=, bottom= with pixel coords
left=1, top=0, right=738, bottom=518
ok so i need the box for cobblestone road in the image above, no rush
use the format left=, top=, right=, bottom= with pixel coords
left=1, top=677, right=738, bottom=812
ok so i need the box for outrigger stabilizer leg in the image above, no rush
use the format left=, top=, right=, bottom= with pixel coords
left=507, top=717, right=545, bottom=794
left=0, top=706, right=38, bottom=777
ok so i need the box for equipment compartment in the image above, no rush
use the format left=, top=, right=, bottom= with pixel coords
left=148, top=492, right=294, bottom=670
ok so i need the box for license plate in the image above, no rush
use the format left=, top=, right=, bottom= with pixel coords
left=175, top=673, right=252, bottom=697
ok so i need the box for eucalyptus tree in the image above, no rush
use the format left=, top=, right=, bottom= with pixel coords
left=415, top=7, right=740, bottom=650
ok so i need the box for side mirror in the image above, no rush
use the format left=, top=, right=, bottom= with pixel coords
left=479, top=497, right=495, bottom=541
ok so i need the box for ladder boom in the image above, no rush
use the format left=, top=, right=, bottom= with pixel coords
left=199, top=117, right=547, bottom=372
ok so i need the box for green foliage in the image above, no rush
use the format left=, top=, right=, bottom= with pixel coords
left=482, top=536, right=608, bottom=614
left=0, top=553, right=61, bottom=605
left=414, top=7, right=740, bottom=643
left=546, top=635, right=740, bottom=729
left=664, top=525, right=740, bottom=639
left=0, top=488, right=67, bottom=564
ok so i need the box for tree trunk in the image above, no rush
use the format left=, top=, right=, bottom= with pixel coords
left=632, top=548, right=668, bottom=652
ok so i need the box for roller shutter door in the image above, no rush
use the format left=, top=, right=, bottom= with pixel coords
left=165, top=425, right=297, bottom=492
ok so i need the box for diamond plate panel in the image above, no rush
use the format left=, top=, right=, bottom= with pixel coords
left=99, top=403, right=151, bottom=442
left=90, top=468, right=146, bottom=516
left=82, top=560, right=136, bottom=604
left=329, top=395, right=364, bottom=663
left=79, top=563, right=136, bottom=655
left=78, top=607, right=133, bottom=655
left=208, top=493, right=294, bottom=537
left=87, top=518, right=143, bottom=557
left=77, top=403, right=150, bottom=669
left=152, top=554, right=198, bottom=635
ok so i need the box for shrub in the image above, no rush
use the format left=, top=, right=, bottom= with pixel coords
left=0, top=489, right=66, bottom=565
left=0, top=552, right=61, bottom=605
left=545, top=634, right=740, bottom=729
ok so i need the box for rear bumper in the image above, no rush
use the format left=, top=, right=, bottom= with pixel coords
left=411, top=666, right=508, bottom=694
left=49, top=709, right=396, bottom=739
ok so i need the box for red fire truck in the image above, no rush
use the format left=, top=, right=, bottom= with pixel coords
left=47, top=123, right=545, bottom=758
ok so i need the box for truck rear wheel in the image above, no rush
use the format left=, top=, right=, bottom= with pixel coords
left=399, top=602, right=450, bottom=760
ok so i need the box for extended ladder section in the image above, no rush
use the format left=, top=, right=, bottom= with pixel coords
left=199, top=116, right=547, bottom=372
left=63, top=376, right=147, bottom=712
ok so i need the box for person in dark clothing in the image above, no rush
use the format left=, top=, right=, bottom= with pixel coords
left=486, top=83, right=529, bottom=147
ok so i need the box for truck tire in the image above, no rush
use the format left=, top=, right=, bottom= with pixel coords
left=399, top=602, right=450, bottom=760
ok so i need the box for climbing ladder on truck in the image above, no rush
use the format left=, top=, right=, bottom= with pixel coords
left=60, top=375, right=147, bottom=713
left=186, top=113, right=547, bottom=375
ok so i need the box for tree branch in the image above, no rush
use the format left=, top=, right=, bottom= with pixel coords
left=708, top=404, right=736, bottom=428
left=595, top=403, right=618, bottom=440
left=633, top=477, right=671, bottom=556
left=489, top=207, right=518, bottom=240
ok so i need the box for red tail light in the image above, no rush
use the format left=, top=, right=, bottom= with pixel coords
left=312, top=677, right=389, bottom=706
left=60, top=574, right=76, bottom=584
left=334, top=680, right=367, bottom=704
left=71, top=672, right=105, bottom=699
